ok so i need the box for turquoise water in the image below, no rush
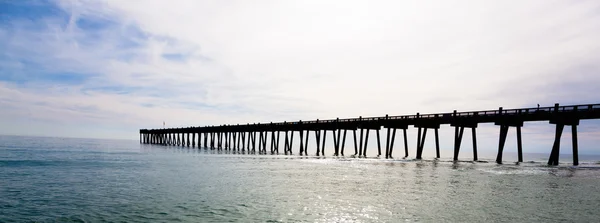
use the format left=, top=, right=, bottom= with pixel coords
left=1, top=135, right=600, bottom=222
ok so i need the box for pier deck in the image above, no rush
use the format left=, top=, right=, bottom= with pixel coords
left=140, top=103, right=600, bottom=165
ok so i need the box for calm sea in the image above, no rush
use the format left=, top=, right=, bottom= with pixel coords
left=1, top=135, right=600, bottom=222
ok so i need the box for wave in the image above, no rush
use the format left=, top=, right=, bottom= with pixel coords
left=0, top=160, right=72, bottom=167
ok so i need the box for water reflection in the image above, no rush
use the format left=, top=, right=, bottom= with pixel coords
left=130, top=143, right=600, bottom=222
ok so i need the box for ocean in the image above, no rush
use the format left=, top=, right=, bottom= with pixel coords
left=1, top=135, right=599, bottom=222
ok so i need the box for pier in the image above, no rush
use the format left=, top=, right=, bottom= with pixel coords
left=140, top=103, right=600, bottom=166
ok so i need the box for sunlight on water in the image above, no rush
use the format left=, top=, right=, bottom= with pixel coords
left=1, top=135, right=600, bottom=222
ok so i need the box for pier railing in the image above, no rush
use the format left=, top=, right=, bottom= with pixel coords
left=144, top=103, right=600, bottom=129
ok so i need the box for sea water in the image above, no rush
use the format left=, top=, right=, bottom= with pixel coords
left=1, top=135, right=600, bottom=222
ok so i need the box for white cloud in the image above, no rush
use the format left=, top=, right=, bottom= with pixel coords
left=1, top=0, right=600, bottom=154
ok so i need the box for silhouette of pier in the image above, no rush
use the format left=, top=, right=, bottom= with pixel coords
left=139, top=103, right=600, bottom=166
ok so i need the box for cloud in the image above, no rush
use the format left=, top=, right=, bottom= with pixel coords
left=0, top=0, right=600, bottom=154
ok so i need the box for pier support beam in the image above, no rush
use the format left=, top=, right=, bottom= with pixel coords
left=450, top=121, right=478, bottom=161
left=572, top=125, right=578, bottom=166
left=385, top=128, right=391, bottom=158
left=403, top=129, right=409, bottom=157
left=225, top=132, right=229, bottom=150
left=353, top=130, right=358, bottom=156
left=258, top=131, right=262, bottom=153
left=315, top=130, right=321, bottom=156
left=241, top=132, right=246, bottom=152
left=216, top=132, right=221, bottom=149
left=251, top=131, right=257, bottom=153
left=192, top=133, right=195, bottom=147
left=355, top=126, right=380, bottom=158
left=284, top=131, right=294, bottom=155
left=340, top=129, right=347, bottom=156
left=363, top=128, right=370, bottom=157
left=495, top=119, right=524, bottom=164
left=548, top=114, right=580, bottom=166
left=232, top=132, right=237, bottom=151
left=472, top=128, right=478, bottom=161
left=289, top=131, right=294, bottom=155
left=182, top=133, right=186, bottom=147
left=359, top=128, right=364, bottom=156
left=210, top=133, right=215, bottom=149
left=233, top=132, right=237, bottom=151
left=376, top=129, right=382, bottom=157
left=299, top=130, right=304, bottom=155
left=548, top=124, right=564, bottom=166
left=284, top=131, right=290, bottom=155
left=435, top=128, right=440, bottom=158
left=333, top=130, right=340, bottom=156
left=415, top=123, right=440, bottom=160
left=261, top=131, right=267, bottom=154
left=237, top=132, right=242, bottom=151
left=332, top=119, right=342, bottom=156
left=187, top=133, right=190, bottom=147
left=322, top=130, right=327, bottom=156
left=387, top=128, right=397, bottom=159
left=304, top=130, right=309, bottom=156
left=516, top=126, right=523, bottom=162
left=270, top=131, right=276, bottom=154
left=260, top=132, right=265, bottom=154
left=275, top=131, right=280, bottom=154
left=496, top=125, right=510, bottom=164
left=453, top=126, right=465, bottom=161
left=382, top=124, right=409, bottom=159
left=245, top=132, right=250, bottom=152
left=416, top=127, right=427, bottom=159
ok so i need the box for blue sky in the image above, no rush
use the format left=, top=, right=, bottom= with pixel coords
left=1, top=0, right=600, bottom=157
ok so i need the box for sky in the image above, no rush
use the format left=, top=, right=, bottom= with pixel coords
left=1, top=0, right=600, bottom=156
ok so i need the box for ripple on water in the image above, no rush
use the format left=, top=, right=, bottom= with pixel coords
left=2, top=136, right=600, bottom=222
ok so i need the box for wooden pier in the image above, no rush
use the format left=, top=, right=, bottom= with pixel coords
left=140, top=103, right=600, bottom=166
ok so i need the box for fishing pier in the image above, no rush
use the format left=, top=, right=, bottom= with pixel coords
left=140, top=103, right=600, bottom=166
